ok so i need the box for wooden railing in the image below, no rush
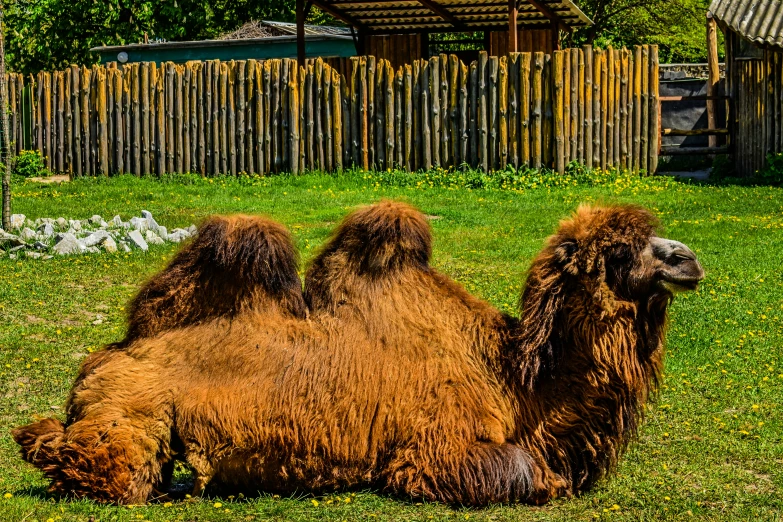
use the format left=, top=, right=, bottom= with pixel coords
left=2, top=45, right=661, bottom=176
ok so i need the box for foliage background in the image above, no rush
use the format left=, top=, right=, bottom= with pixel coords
left=1, top=0, right=718, bottom=74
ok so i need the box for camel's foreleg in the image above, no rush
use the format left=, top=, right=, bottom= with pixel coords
left=13, top=408, right=173, bottom=504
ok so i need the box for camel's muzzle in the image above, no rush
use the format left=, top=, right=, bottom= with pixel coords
left=651, top=237, right=705, bottom=292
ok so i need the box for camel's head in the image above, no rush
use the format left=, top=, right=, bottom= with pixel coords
left=517, top=204, right=704, bottom=388
left=549, top=204, right=704, bottom=302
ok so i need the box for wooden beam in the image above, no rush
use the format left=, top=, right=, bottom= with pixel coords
left=508, top=0, right=518, bottom=53
left=660, top=145, right=729, bottom=155
left=525, top=0, right=570, bottom=33
left=297, top=0, right=306, bottom=66
left=365, top=24, right=511, bottom=35
left=415, top=0, right=465, bottom=28
left=663, top=127, right=728, bottom=136
left=660, top=95, right=729, bottom=102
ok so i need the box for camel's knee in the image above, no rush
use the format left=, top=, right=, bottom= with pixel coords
left=13, top=416, right=171, bottom=504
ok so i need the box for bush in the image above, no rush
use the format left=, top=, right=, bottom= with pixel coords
left=12, top=150, right=50, bottom=178
left=758, top=152, right=783, bottom=186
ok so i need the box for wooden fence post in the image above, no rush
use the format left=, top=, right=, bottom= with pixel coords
left=553, top=50, right=565, bottom=173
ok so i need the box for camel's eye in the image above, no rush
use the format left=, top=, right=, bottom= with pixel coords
left=672, top=254, right=691, bottom=262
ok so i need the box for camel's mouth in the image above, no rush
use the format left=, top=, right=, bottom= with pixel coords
left=659, top=277, right=701, bottom=293
left=650, top=236, right=704, bottom=293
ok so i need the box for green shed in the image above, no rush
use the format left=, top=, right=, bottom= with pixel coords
left=90, top=21, right=357, bottom=65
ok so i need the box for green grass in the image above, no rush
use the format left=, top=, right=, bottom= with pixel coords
left=1, top=170, right=782, bottom=521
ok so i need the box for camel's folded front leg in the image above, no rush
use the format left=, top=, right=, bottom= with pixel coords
left=13, top=408, right=173, bottom=504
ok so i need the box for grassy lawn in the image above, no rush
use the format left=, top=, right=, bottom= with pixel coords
left=1, top=170, right=781, bottom=521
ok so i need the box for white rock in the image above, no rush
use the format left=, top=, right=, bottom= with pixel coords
left=0, top=230, right=25, bottom=247
left=52, top=233, right=83, bottom=255
left=26, top=251, right=43, bottom=259
left=102, top=236, right=118, bottom=253
left=100, top=220, right=108, bottom=228
left=145, top=229, right=164, bottom=246
left=56, top=217, right=67, bottom=229
left=20, top=227, right=37, bottom=242
left=10, top=214, right=26, bottom=229
left=85, top=246, right=100, bottom=254
left=127, top=230, right=149, bottom=251
left=141, top=210, right=159, bottom=232
left=156, top=226, right=168, bottom=241
left=82, top=230, right=111, bottom=248
left=89, top=215, right=103, bottom=225
left=119, top=241, right=132, bottom=253
left=187, top=224, right=198, bottom=236
left=130, top=216, right=148, bottom=232
left=111, top=215, right=124, bottom=227
left=168, top=229, right=190, bottom=243
left=38, top=223, right=55, bottom=237
left=68, top=219, right=82, bottom=232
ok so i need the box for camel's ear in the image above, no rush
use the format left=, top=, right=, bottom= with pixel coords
left=553, top=239, right=579, bottom=275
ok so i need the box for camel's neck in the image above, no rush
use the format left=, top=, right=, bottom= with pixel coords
left=511, top=288, right=669, bottom=492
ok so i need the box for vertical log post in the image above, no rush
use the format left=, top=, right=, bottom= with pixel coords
left=288, top=63, right=299, bottom=174
left=583, top=46, right=592, bottom=168
left=498, top=56, right=508, bottom=169
left=531, top=52, right=543, bottom=169
left=519, top=52, right=531, bottom=167
left=649, top=45, right=659, bottom=174
left=508, top=0, right=518, bottom=54
left=553, top=50, right=565, bottom=173
left=332, top=70, right=343, bottom=171
left=706, top=13, right=720, bottom=149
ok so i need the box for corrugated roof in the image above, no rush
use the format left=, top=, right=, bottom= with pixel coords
left=261, top=20, right=352, bottom=36
left=311, top=0, right=592, bottom=34
left=709, top=0, right=783, bottom=49
left=218, top=21, right=351, bottom=40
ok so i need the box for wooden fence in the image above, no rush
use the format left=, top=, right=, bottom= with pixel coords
left=3, top=45, right=660, bottom=176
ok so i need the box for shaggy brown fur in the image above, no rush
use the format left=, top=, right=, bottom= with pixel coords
left=12, top=203, right=703, bottom=506
left=119, top=214, right=305, bottom=346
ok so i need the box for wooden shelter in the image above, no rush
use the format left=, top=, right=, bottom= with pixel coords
left=295, top=0, right=592, bottom=67
left=709, top=0, right=783, bottom=176
left=91, top=21, right=356, bottom=65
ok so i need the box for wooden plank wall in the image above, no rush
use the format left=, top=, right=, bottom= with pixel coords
left=729, top=45, right=783, bottom=177
left=366, top=35, right=423, bottom=69
left=489, top=29, right=557, bottom=56
left=5, top=45, right=660, bottom=176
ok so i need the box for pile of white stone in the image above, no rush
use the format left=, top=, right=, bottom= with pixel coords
left=0, top=211, right=197, bottom=259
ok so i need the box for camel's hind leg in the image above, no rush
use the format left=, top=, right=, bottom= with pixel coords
left=13, top=410, right=173, bottom=504
left=384, top=441, right=567, bottom=506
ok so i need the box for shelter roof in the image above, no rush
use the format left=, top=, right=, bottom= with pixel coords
left=309, top=0, right=592, bottom=34
left=709, top=0, right=783, bottom=49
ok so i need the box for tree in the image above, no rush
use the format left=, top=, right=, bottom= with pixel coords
left=573, top=0, right=717, bottom=63
left=3, top=0, right=298, bottom=74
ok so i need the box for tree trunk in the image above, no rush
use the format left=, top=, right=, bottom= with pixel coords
left=1, top=7, right=12, bottom=230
